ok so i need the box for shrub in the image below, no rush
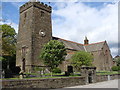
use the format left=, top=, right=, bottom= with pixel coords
left=71, top=51, right=93, bottom=71
left=112, top=66, right=120, bottom=71
left=11, top=66, right=21, bottom=74
left=52, top=68, right=61, bottom=73
left=5, top=69, right=13, bottom=78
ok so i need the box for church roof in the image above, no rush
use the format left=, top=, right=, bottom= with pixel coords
left=84, top=41, right=105, bottom=52
left=52, top=37, right=105, bottom=52
left=52, top=37, right=85, bottom=51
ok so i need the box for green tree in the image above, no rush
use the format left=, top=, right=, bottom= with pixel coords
left=71, top=51, right=93, bottom=71
left=0, top=24, right=17, bottom=70
left=40, top=40, right=67, bottom=74
left=115, top=57, right=120, bottom=66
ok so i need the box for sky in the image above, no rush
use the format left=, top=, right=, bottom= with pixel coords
left=0, top=0, right=119, bottom=57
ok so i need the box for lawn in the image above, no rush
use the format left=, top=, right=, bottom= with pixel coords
left=1, top=71, right=119, bottom=80
left=1, top=74, right=80, bottom=80
left=96, top=71, right=119, bottom=75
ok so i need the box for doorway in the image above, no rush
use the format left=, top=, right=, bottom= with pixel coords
left=88, top=73, right=92, bottom=83
left=22, top=58, right=25, bottom=72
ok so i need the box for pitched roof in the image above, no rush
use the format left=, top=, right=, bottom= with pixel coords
left=52, top=37, right=85, bottom=51
left=52, top=36, right=105, bottom=52
left=84, top=41, right=105, bottom=52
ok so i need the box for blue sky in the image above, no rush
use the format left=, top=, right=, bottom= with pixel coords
left=2, top=2, right=109, bottom=24
left=1, top=1, right=118, bottom=57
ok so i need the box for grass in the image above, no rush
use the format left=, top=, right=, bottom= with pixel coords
left=96, top=71, right=120, bottom=75
left=25, top=72, right=65, bottom=76
left=1, top=72, right=81, bottom=80
left=1, top=74, right=81, bottom=80
left=1, top=71, right=119, bottom=80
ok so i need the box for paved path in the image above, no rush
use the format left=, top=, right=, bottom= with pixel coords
left=65, top=79, right=119, bottom=88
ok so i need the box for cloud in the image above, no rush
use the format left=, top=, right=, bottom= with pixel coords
left=1, top=0, right=119, bottom=2
left=2, top=0, right=29, bottom=2
left=52, top=2, right=118, bottom=57
left=0, top=19, right=18, bottom=33
left=1, top=1, right=118, bottom=57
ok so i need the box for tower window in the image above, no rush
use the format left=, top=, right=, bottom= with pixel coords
left=24, top=12, right=27, bottom=18
left=23, top=12, right=27, bottom=25
left=41, top=11, right=44, bottom=17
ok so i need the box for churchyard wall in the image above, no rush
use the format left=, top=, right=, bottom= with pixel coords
left=2, top=76, right=86, bottom=88
left=1, top=74, right=119, bottom=88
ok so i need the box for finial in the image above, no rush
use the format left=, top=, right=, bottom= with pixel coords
left=85, top=36, right=88, bottom=40
left=84, top=36, right=89, bottom=45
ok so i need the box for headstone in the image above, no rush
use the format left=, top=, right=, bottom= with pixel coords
left=19, top=71, right=24, bottom=79
left=2, top=70, right=5, bottom=78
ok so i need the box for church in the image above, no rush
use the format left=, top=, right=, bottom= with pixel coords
left=16, top=1, right=113, bottom=73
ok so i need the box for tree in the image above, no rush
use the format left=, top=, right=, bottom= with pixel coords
left=115, top=57, right=120, bottom=66
left=71, top=51, right=93, bottom=71
left=0, top=24, right=17, bottom=71
left=1, top=24, right=16, bottom=56
left=40, top=40, right=67, bottom=73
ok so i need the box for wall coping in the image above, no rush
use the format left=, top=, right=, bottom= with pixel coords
left=97, top=74, right=120, bottom=76
left=1, top=76, right=85, bottom=82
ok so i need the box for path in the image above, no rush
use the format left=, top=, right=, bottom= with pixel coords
left=65, top=79, right=119, bottom=88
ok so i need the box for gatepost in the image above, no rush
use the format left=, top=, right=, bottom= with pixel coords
left=81, top=66, right=96, bottom=84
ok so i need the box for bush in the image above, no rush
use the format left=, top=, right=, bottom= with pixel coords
left=11, top=66, right=21, bottom=74
left=112, top=66, right=120, bottom=71
left=5, top=69, right=13, bottom=78
left=52, top=68, right=61, bottom=73
left=64, top=71, right=70, bottom=76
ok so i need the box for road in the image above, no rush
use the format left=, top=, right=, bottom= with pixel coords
left=65, top=79, right=119, bottom=88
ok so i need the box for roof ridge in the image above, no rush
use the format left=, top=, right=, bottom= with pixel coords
left=53, top=36, right=106, bottom=47
left=53, top=36, right=84, bottom=46
left=84, top=41, right=106, bottom=46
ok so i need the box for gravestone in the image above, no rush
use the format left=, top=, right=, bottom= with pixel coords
left=81, top=66, right=96, bottom=84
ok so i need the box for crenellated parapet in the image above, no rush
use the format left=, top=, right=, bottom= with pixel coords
left=20, top=1, right=52, bottom=13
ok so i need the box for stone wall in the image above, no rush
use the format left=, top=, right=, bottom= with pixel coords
left=1, top=74, right=119, bottom=89
left=2, top=76, right=86, bottom=88
left=96, top=74, right=119, bottom=82
left=91, top=42, right=113, bottom=71
left=16, top=1, right=52, bottom=73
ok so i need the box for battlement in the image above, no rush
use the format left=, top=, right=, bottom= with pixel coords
left=20, top=1, right=52, bottom=13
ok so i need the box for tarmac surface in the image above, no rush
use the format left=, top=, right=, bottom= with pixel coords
left=65, top=79, right=119, bottom=88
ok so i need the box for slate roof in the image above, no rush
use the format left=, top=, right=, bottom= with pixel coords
left=84, top=41, right=105, bottom=52
left=52, top=36, right=105, bottom=52
left=52, top=37, right=85, bottom=51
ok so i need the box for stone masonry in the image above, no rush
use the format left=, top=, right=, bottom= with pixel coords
left=16, top=1, right=52, bottom=73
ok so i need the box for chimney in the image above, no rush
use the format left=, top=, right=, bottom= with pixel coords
left=84, top=36, right=89, bottom=45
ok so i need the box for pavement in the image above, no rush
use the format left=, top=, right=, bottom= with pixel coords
left=65, top=79, right=119, bottom=88
left=52, top=79, right=119, bottom=90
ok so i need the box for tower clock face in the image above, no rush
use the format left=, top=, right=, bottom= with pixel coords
left=39, top=30, right=46, bottom=37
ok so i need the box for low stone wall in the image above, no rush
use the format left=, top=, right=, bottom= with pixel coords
left=96, top=74, right=119, bottom=82
left=2, top=76, right=86, bottom=88
left=1, top=74, right=120, bottom=89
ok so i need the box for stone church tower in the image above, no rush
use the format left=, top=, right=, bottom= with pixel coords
left=16, top=1, right=52, bottom=73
